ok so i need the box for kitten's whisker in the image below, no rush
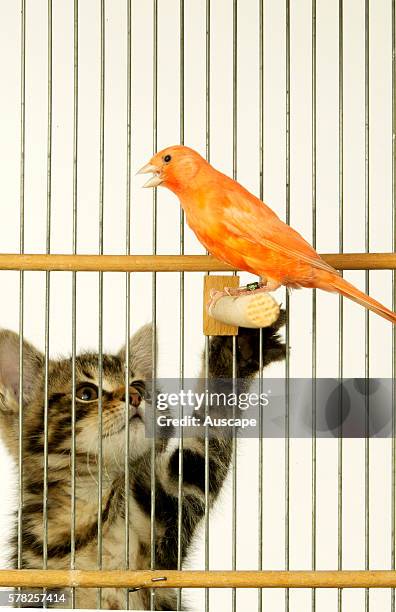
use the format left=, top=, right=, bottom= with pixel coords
left=85, top=447, right=99, bottom=487
left=108, top=421, right=123, bottom=473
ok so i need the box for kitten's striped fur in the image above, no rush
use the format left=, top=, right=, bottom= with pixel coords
left=0, top=318, right=285, bottom=610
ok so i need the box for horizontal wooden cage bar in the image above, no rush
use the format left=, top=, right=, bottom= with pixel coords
left=1, top=570, right=396, bottom=589
left=0, top=252, right=396, bottom=272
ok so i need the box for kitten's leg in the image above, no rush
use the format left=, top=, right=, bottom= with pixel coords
left=152, top=314, right=286, bottom=574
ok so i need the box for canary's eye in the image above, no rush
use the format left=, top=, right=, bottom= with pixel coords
left=164, top=154, right=172, bottom=163
left=76, top=384, right=99, bottom=402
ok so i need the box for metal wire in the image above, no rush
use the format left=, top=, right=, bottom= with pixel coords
left=17, top=0, right=26, bottom=577
left=364, top=3, right=370, bottom=610
left=42, top=3, right=53, bottom=595
left=311, top=3, right=317, bottom=611
left=285, top=1, right=291, bottom=610
left=150, top=2, right=159, bottom=609
left=392, top=3, right=396, bottom=611
left=96, top=1, right=105, bottom=608
left=231, top=341, right=237, bottom=612
left=124, top=1, right=132, bottom=609
left=204, top=329, right=210, bottom=611
left=70, top=3, right=78, bottom=606
left=232, top=2, right=238, bottom=611
left=337, top=3, right=344, bottom=612
left=258, top=1, right=264, bottom=610
left=204, top=2, right=211, bottom=610
left=176, top=1, right=185, bottom=610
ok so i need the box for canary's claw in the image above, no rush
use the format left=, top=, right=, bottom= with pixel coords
left=208, top=282, right=270, bottom=313
left=207, top=288, right=234, bottom=312
left=208, top=289, right=225, bottom=308
left=223, top=282, right=268, bottom=298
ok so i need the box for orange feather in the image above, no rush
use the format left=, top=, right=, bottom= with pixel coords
left=141, top=145, right=396, bottom=325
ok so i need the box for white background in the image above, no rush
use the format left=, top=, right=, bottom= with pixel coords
left=0, top=0, right=395, bottom=610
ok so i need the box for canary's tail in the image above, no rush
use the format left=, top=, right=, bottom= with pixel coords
left=327, top=275, right=396, bottom=324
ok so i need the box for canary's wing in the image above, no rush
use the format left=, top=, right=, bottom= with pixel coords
left=220, top=188, right=339, bottom=277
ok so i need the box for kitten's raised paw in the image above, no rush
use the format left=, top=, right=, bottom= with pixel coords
left=207, top=309, right=286, bottom=379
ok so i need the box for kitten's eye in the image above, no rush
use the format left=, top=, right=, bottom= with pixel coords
left=76, top=384, right=98, bottom=402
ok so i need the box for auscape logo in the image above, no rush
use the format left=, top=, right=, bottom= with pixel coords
left=157, top=413, right=256, bottom=429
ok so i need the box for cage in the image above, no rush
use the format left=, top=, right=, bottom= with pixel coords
left=0, top=0, right=396, bottom=611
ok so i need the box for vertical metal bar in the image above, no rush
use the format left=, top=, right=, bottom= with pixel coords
left=311, top=2, right=317, bottom=612
left=17, top=0, right=26, bottom=576
left=97, top=1, right=105, bottom=608
left=232, top=0, right=238, bottom=183
left=176, top=1, right=185, bottom=610
left=392, top=2, right=396, bottom=611
left=204, top=3, right=211, bottom=611
left=150, top=2, right=158, bottom=609
left=70, top=2, right=78, bottom=608
left=205, top=0, right=211, bottom=168
left=43, top=4, right=53, bottom=596
left=232, top=3, right=238, bottom=611
left=37, top=3, right=53, bottom=601
left=285, top=1, right=291, bottom=610
left=258, top=1, right=264, bottom=611
left=232, top=0, right=238, bottom=186
left=337, top=2, right=344, bottom=611
left=364, top=3, right=370, bottom=611
left=204, top=343, right=210, bottom=610
left=124, top=0, right=132, bottom=609
left=231, top=341, right=237, bottom=612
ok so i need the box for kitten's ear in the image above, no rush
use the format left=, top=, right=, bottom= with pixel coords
left=118, top=324, right=154, bottom=379
left=0, top=330, right=44, bottom=407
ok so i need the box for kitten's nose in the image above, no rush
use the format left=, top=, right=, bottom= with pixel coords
left=121, top=387, right=142, bottom=408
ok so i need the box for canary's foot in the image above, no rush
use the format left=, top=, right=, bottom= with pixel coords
left=208, top=281, right=278, bottom=312
left=208, top=289, right=228, bottom=311
left=223, top=281, right=267, bottom=298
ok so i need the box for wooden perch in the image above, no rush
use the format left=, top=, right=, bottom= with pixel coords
left=1, top=569, right=396, bottom=589
left=1, top=252, right=396, bottom=272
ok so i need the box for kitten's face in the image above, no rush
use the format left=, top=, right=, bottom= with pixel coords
left=29, top=354, right=151, bottom=463
left=0, top=325, right=154, bottom=466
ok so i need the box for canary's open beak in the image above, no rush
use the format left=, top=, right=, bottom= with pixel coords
left=136, top=162, right=163, bottom=188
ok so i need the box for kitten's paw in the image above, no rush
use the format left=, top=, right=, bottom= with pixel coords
left=236, top=311, right=286, bottom=377
left=207, top=309, right=286, bottom=378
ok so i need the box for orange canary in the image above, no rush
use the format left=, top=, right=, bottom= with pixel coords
left=138, top=145, right=396, bottom=324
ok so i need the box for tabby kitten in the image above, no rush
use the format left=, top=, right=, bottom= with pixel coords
left=0, top=317, right=285, bottom=610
